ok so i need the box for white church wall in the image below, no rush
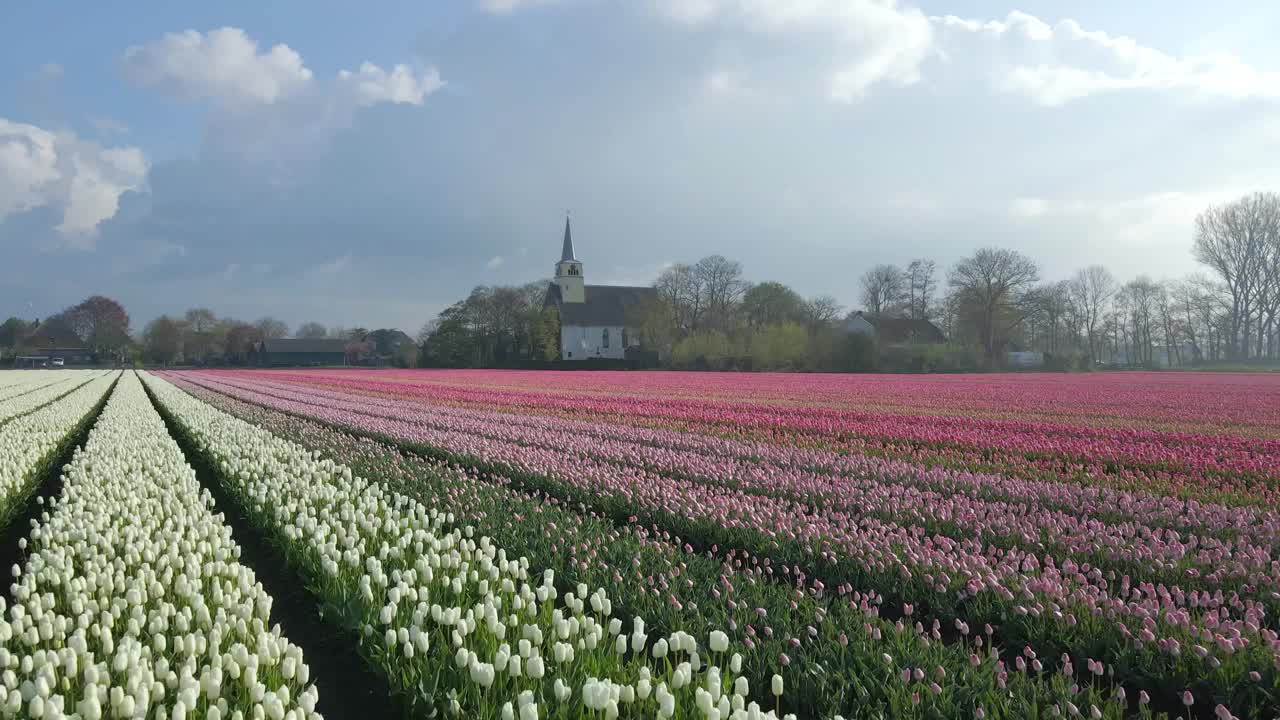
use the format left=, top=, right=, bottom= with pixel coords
left=561, top=325, right=626, bottom=360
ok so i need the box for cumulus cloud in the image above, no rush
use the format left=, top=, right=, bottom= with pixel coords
left=337, top=63, right=444, bottom=107
left=933, top=11, right=1280, bottom=106
left=123, top=27, right=444, bottom=176
left=122, top=28, right=313, bottom=107
left=655, top=0, right=934, bottom=103
left=0, top=118, right=148, bottom=243
left=486, top=255, right=505, bottom=270
left=650, top=2, right=1280, bottom=108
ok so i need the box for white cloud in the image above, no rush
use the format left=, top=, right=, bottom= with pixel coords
left=0, top=119, right=60, bottom=219
left=122, top=28, right=313, bottom=107
left=933, top=11, right=1280, bottom=106
left=486, top=255, right=505, bottom=270
left=0, top=118, right=148, bottom=243
left=656, top=3, right=1280, bottom=107
left=337, top=63, right=444, bottom=107
left=124, top=28, right=444, bottom=177
left=655, top=0, right=934, bottom=103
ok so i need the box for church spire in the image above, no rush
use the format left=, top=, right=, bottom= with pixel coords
left=560, top=213, right=577, bottom=262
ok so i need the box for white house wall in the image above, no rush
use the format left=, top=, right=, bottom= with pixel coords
left=561, top=325, right=627, bottom=360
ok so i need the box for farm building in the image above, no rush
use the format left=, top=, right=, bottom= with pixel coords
left=844, top=312, right=946, bottom=345
left=544, top=216, right=656, bottom=360
left=256, top=338, right=347, bottom=367
left=16, top=319, right=95, bottom=365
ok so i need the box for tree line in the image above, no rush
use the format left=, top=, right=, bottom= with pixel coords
left=422, top=191, right=1280, bottom=371
left=1, top=305, right=418, bottom=368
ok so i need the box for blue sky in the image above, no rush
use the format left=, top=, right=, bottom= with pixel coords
left=3, top=0, right=1279, bottom=333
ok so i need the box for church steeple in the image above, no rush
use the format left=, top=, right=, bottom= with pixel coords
left=561, top=214, right=577, bottom=262
left=554, top=213, right=585, bottom=303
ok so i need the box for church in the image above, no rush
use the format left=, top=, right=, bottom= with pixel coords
left=545, top=216, right=656, bottom=360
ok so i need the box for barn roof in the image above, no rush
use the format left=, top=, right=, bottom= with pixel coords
left=548, top=283, right=657, bottom=327
left=24, top=320, right=83, bottom=349
left=849, top=312, right=946, bottom=344
left=262, top=338, right=348, bottom=354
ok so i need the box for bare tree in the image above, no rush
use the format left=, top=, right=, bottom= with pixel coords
left=1256, top=225, right=1280, bottom=358
left=255, top=316, right=290, bottom=340
left=1021, top=281, right=1073, bottom=355
left=296, top=322, right=328, bottom=339
left=694, top=255, right=747, bottom=332
left=799, top=294, right=843, bottom=334
left=905, top=259, right=937, bottom=321
left=1069, top=265, right=1117, bottom=365
left=655, top=263, right=704, bottom=334
left=1193, top=192, right=1279, bottom=359
left=948, top=248, right=1040, bottom=361
left=1123, top=276, right=1162, bottom=366
left=859, top=264, right=906, bottom=315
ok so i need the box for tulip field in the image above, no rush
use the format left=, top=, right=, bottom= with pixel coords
left=0, top=369, right=1277, bottom=719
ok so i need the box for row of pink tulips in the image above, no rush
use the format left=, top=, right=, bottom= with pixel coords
left=197, top=372, right=1280, bottom=593
left=284, top=368, right=1280, bottom=434
left=214, top=374, right=1279, bottom=536
left=239, top=370, right=1280, bottom=504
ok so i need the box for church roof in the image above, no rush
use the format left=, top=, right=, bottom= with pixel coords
left=548, top=283, right=657, bottom=327
left=560, top=216, right=577, bottom=262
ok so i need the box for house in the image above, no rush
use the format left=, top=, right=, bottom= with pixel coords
left=844, top=311, right=946, bottom=345
left=544, top=216, right=657, bottom=360
left=256, top=338, right=348, bottom=367
left=17, top=319, right=95, bottom=365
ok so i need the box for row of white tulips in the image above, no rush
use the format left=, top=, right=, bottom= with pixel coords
left=143, top=371, right=794, bottom=720
left=0, top=372, right=320, bottom=720
left=0, top=372, right=70, bottom=403
left=0, top=369, right=69, bottom=387
left=0, top=372, right=103, bottom=426
left=0, top=372, right=117, bottom=527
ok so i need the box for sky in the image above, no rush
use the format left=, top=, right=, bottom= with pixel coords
left=2, top=0, right=1279, bottom=333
